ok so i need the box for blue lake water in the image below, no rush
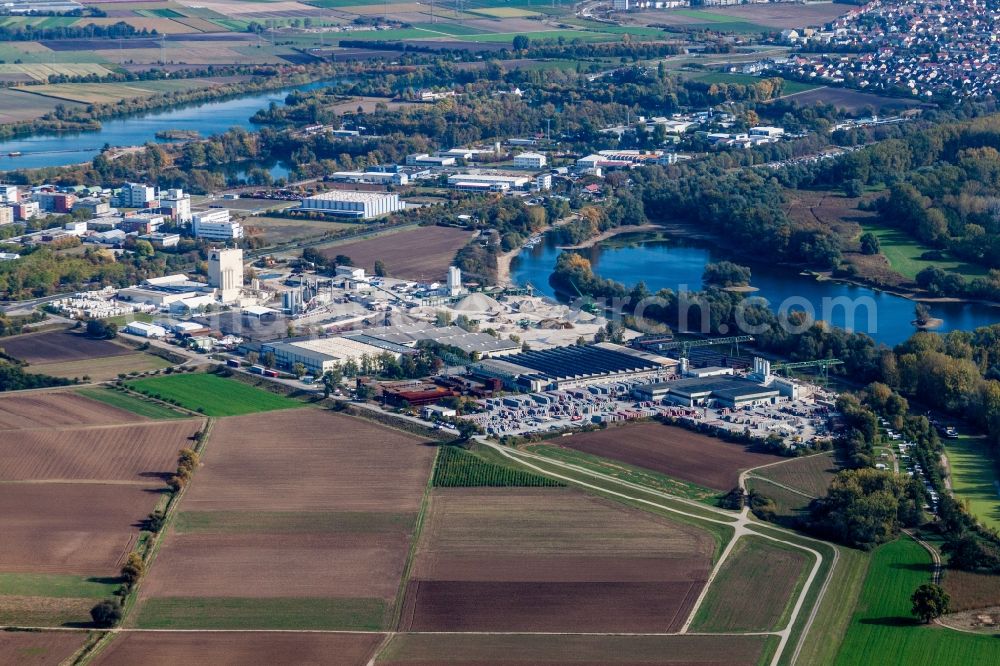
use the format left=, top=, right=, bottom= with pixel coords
left=511, top=231, right=1000, bottom=347
left=0, top=79, right=337, bottom=172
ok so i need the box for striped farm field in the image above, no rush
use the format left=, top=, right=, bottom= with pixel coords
left=690, top=535, right=812, bottom=632
left=400, top=487, right=715, bottom=633
left=0, top=63, right=113, bottom=82
left=378, top=633, right=778, bottom=665
left=132, top=409, right=436, bottom=630
left=468, top=7, right=540, bottom=17
left=23, top=79, right=221, bottom=104
left=126, top=373, right=302, bottom=416
left=0, top=419, right=202, bottom=482
left=74, top=16, right=200, bottom=33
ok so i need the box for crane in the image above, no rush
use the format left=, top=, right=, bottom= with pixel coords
left=652, top=335, right=754, bottom=358
left=568, top=278, right=600, bottom=314
left=772, top=358, right=844, bottom=382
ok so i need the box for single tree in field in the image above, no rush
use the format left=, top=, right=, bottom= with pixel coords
left=374, top=260, right=387, bottom=277
left=911, top=583, right=950, bottom=623
left=859, top=231, right=880, bottom=255
left=512, top=34, right=529, bottom=51
left=120, top=552, right=144, bottom=585
left=90, top=599, right=122, bottom=628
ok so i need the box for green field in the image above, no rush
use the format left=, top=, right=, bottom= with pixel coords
left=135, top=597, right=385, bottom=630
left=0, top=573, right=118, bottom=598
left=76, top=387, right=188, bottom=420
left=526, top=443, right=722, bottom=504
left=863, top=224, right=986, bottom=281
left=792, top=543, right=870, bottom=666
left=835, top=537, right=1000, bottom=666
left=691, top=535, right=812, bottom=632
left=943, top=435, right=1000, bottom=531
left=411, top=22, right=486, bottom=36
left=684, top=70, right=817, bottom=94
left=125, top=373, right=303, bottom=416
left=432, top=445, right=563, bottom=487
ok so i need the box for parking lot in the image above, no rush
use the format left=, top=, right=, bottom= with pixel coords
left=461, top=379, right=838, bottom=447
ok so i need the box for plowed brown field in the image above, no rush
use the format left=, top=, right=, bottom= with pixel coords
left=0, top=420, right=201, bottom=481
left=378, top=633, right=774, bottom=665
left=1, top=329, right=133, bottom=364
left=0, top=631, right=89, bottom=666
left=135, top=409, right=436, bottom=627
left=142, top=531, right=410, bottom=599
left=95, top=631, right=383, bottom=666
left=558, top=423, right=784, bottom=490
left=0, top=391, right=144, bottom=430
left=401, top=580, right=703, bottom=633
left=401, top=488, right=714, bottom=633
left=318, top=226, right=472, bottom=282
left=181, top=410, right=435, bottom=512
left=0, top=483, right=164, bottom=575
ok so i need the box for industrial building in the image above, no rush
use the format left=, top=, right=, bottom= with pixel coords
left=513, top=152, right=547, bottom=169
left=472, top=343, right=671, bottom=391
left=263, top=336, right=409, bottom=375
left=193, top=209, right=242, bottom=240
left=632, top=358, right=796, bottom=408
left=299, top=191, right=405, bottom=219
left=208, top=247, right=243, bottom=303
left=116, top=182, right=156, bottom=208
left=328, top=170, right=409, bottom=186
left=160, top=189, right=192, bottom=223
left=447, top=173, right=531, bottom=192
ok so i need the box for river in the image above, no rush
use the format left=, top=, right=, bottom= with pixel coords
left=0, top=78, right=338, bottom=172
left=510, top=231, right=1000, bottom=347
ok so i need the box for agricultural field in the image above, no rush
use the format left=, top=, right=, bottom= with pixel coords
left=0, top=62, right=113, bottom=81
left=0, top=418, right=199, bottom=481
left=943, top=435, right=1000, bottom=531
left=779, top=87, right=927, bottom=114
left=76, top=387, right=190, bottom=420
left=377, top=633, right=777, bottom=665
left=681, top=70, right=818, bottom=95
left=318, top=225, right=473, bottom=281
left=942, top=568, right=1000, bottom=614
left=133, top=409, right=436, bottom=630
left=0, top=631, right=90, bottom=665
left=690, top=535, right=812, bottom=632
left=754, top=452, right=839, bottom=498
left=526, top=442, right=722, bottom=503
left=0, top=390, right=146, bottom=429
left=0, top=88, right=84, bottom=123
left=125, top=372, right=303, bottom=416
left=0, top=327, right=132, bottom=364
left=95, top=631, right=383, bottom=665
left=23, top=77, right=230, bottom=105
left=0, top=395, right=201, bottom=626
left=241, top=214, right=354, bottom=246
left=0, top=327, right=170, bottom=379
left=556, top=422, right=785, bottom=491
left=399, top=487, right=715, bottom=632
left=432, top=445, right=563, bottom=487
left=835, top=537, right=1000, bottom=665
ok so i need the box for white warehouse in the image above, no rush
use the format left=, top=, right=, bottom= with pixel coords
left=513, top=152, right=547, bottom=169
left=299, top=191, right=404, bottom=219
left=192, top=209, right=243, bottom=241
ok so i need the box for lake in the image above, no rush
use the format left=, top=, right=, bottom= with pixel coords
left=511, top=231, right=1000, bottom=347
left=0, top=79, right=338, bottom=172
